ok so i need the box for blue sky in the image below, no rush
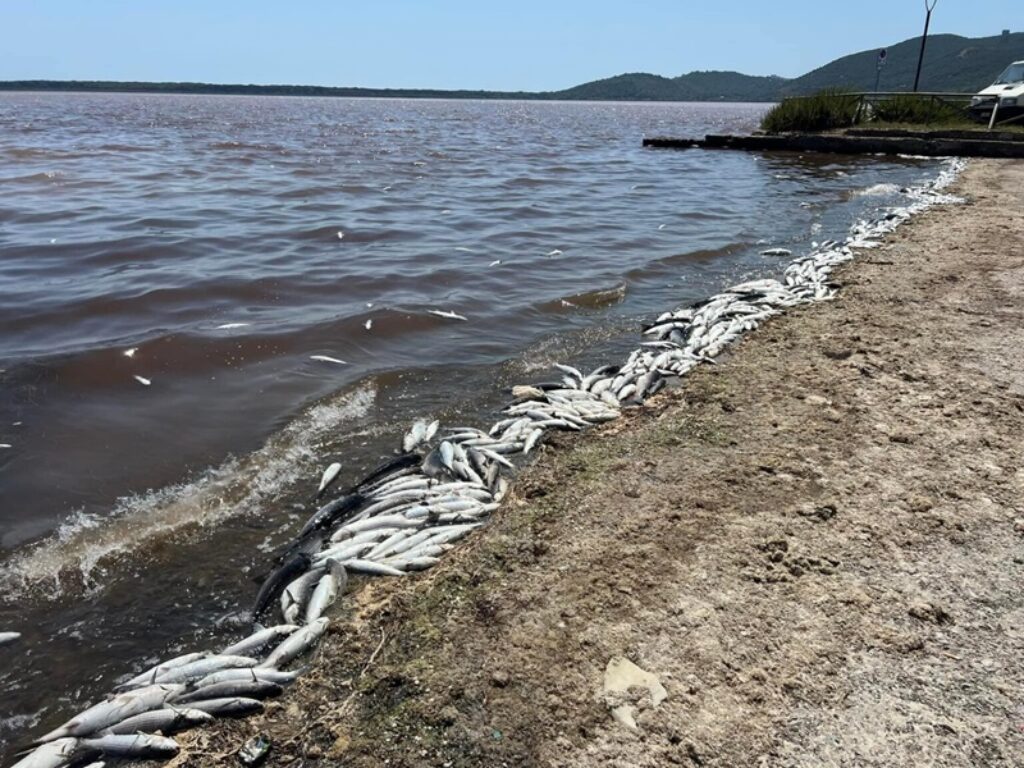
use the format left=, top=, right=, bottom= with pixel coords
left=2, top=1, right=1018, bottom=89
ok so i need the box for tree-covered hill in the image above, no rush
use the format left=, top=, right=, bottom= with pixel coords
left=782, top=31, right=1024, bottom=95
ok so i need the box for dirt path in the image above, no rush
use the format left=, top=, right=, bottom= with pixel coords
left=173, top=159, right=1024, bottom=768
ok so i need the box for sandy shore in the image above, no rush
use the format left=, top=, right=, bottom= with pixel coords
left=170, top=159, right=1024, bottom=768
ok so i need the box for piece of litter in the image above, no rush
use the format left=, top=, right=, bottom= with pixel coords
left=336, top=231, right=344, bottom=240
left=133, top=375, right=151, bottom=387
left=602, top=657, right=667, bottom=732
left=238, top=734, right=271, bottom=767
left=310, top=355, right=348, bottom=365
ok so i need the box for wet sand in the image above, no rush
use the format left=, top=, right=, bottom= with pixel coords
left=168, top=158, right=1024, bottom=767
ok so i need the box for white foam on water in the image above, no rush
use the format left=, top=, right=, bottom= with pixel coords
left=854, top=182, right=902, bottom=197
left=0, top=382, right=377, bottom=603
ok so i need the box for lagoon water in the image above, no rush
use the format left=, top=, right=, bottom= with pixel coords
left=0, top=93, right=942, bottom=756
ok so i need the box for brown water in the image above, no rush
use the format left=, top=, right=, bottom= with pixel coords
left=0, top=93, right=942, bottom=757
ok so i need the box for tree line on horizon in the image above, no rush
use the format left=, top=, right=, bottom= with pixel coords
left=2, top=31, right=1020, bottom=102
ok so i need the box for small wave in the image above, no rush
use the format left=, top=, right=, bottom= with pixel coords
left=537, top=283, right=627, bottom=314
left=0, top=382, right=377, bottom=603
left=2, top=171, right=64, bottom=185
left=207, top=140, right=287, bottom=152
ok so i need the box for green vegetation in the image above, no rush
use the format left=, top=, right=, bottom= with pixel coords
left=2, top=31, right=1020, bottom=103
left=869, top=94, right=966, bottom=124
left=760, top=89, right=981, bottom=133
left=760, top=90, right=863, bottom=133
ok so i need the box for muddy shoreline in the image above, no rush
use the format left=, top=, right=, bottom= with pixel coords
left=168, top=159, right=1024, bottom=768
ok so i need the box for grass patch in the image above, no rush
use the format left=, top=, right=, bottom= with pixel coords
left=761, top=89, right=861, bottom=133
left=869, top=94, right=966, bottom=125
left=762, top=90, right=981, bottom=133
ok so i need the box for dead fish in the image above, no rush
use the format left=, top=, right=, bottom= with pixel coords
left=123, top=348, right=137, bottom=358
left=100, top=707, right=212, bottom=736
left=402, top=420, right=428, bottom=452
left=173, top=679, right=283, bottom=704
left=316, top=462, right=342, bottom=499
left=281, top=567, right=325, bottom=624
left=304, top=561, right=346, bottom=624
left=122, top=652, right=206, bottom=689
left=77, top=734, right=179, bottom=759
left=0, top=631, right=21, bottom=646
left=10, top=738, right=82, bottom=768
left=132, top=375, right=151, bottom=387
left=427, top=309, right=467, bottom=321
left=259, top=618, right=329, bottom=669
left=511, top=385, right=544, bottom=400
left=221, top=625, right=300, bottom=658
left=439, top=441, right=455, bottom=470
left=38, top=684, right=184, bottom=742
left=309, top=355, right=348, bottom=365
left=298, top=492, right=364, bottom=538
left=252, top=553, right=311, bottom=622
left=153, top=656, right=258, bottom=685
left=364, top=319, right=373, bottom=331
left=760, top=247, right=792, bottom=256
left=215, top=323, right=250, bottom=329
left=341, top=559, right=406, bottom=577
left=193, top=666, right=302, bottom=688
left=183, top=697, right=264, bottom=717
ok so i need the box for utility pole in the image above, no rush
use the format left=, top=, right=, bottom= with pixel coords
left=912, top=0, right=938, bottom=92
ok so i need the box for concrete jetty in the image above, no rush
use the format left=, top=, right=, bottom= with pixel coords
left=643, top=131, right=1024, bottom=158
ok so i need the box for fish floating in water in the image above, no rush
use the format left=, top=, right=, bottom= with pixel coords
left=123, top=348, right=138, bottom=358
left=0, top=631, right=21, bottom=645
left=427, top=309, right=467, bottom=322
left=760, top=248, right=793, bottom=257
left=133, top=376, right=151, bottom=387
left=309, top=355, right=348, bottom=365
left=216, top=323, right=250, bottom=330
left=316, top=462, right=342, bottom=499
left=364, top=319, right=373, bottom=331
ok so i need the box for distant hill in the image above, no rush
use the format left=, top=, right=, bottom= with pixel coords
left=2, top=31, right=1021, bottom=102
left=782, top=31, right=1024, bottom=95
left=554, top=71, right=787, bottom=102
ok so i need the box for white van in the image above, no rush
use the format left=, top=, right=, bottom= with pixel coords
left=970, top=60, right=1024, bottom=121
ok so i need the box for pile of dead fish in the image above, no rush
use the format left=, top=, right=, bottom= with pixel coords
left=10, top=158, right=965, bottom=768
